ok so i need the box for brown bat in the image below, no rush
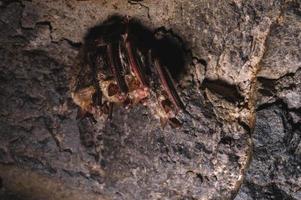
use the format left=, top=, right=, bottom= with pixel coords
left=71, top=15, right=185, bottom=128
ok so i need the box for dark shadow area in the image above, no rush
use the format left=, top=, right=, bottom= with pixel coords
left=153, top=28, right=187, bottom=80
left=202, top=79, right=244, bottom=103
left=83, top=15, right=187, bottom=82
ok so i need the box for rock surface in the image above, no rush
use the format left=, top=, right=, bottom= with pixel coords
left=235, top=2, right=301, bottom=200
left=0, top=0, right=300, bottom=200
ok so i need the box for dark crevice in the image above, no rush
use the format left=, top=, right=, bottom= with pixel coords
left=62, top=169, right=90, bottom=180
left=36, top=21, right=53, bottom=31
left=62, top=38, right=82, bottom=49
left=219, top=136, right=235, bottom=146
left=193, top=57, right=207, bottom=68
left=201, top=79, right=244, bottom=103
left=238, top=119, right=252, bottom=133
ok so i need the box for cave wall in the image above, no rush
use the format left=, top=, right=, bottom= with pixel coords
left=0, top=0, right=300, bottom=200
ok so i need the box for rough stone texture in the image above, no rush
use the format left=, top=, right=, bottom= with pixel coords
left=0, top=0, right=300, bottom=200
left=235, top=2, right=301, bottom=200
